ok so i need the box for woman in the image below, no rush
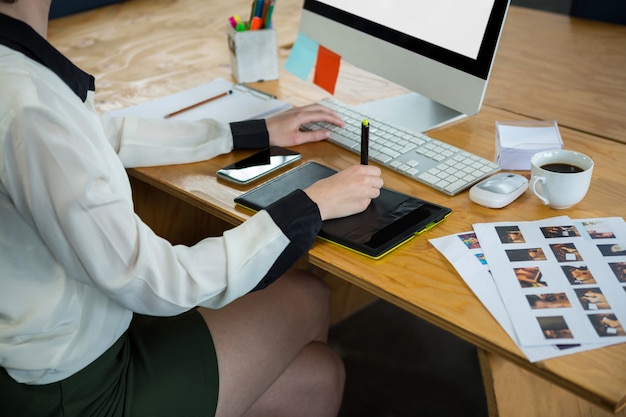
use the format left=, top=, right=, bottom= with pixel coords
left=0, top=1, right=384, bottom=416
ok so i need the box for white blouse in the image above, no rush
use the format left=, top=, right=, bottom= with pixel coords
left=0, top=36, right=296, bottom=384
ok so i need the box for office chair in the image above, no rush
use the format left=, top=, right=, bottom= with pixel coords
left=570, top=0, right=626, bottom=25
left=49, top=0, right=125, bottom=19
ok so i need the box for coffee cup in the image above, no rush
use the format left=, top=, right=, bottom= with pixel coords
left=529, top=150, right=594, bottom=209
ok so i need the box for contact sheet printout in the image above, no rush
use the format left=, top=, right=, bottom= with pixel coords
left=431, top=216, right=626, bottom=361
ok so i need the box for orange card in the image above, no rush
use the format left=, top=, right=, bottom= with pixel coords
left=313, top=45, right=341, bottom=94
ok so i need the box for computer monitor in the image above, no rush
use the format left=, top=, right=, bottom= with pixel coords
left=298, top=0, right=510, bottom=133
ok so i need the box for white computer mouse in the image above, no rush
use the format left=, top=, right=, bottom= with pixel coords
left=469, top=173, right=528, bottom=208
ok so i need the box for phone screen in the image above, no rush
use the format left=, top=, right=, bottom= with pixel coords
left=217, top=146, right=301, bottom=184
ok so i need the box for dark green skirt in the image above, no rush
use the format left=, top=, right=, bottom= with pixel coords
left=0, top=310, right=219, bottom=417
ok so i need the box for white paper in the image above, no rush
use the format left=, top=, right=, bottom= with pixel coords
left=495, top=121, right=563, bottom=170
left=473, top=217, right=626, bottom=347
left=110, top=78, right=291, bottom=122
left=498, top=124, right=562, bottom=149
left=430, top=226, right=622, bottom=362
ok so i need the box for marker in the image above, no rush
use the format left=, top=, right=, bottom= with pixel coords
left=361, top=119, right=369, bottom=165
left=250, top=16, right=263, bottom=30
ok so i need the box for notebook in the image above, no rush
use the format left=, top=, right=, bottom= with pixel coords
left=110, top=78, right=291, bottom=122
left=235, top=162, right=452, bottom=259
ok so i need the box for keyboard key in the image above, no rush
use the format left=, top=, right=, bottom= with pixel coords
left=445, top=179, right=468, bottom=193
left=418, top=172, right=440, bottom=184
left=333, top=135, right=358, bottom=149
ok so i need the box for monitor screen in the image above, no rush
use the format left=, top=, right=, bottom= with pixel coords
left=299, top=0, right=510, bottom=132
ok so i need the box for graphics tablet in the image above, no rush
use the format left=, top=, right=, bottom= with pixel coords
left=234, top=162, right=452, bottom=259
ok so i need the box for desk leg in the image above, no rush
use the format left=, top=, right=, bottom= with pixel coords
left=130, top=176, right=234, bottom=244
left=309, top=265, right=377, bottom=325
left=478, top=349, right=625, bottom=417
left=477, top=349, right=500, bottom=417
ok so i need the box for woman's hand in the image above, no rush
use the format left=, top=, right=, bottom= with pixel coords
left=304, top=165, right=384, bottom=221
left=266, top=104, right=344, bottom=147
left=266, top=104, right=382, bottom=220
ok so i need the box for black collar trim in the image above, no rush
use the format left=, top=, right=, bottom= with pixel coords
left=0, top=13, right=95, bottom=102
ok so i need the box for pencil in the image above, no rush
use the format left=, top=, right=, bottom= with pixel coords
left=164, top=90, right=232, bottom=119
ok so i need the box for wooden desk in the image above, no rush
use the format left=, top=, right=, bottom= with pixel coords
left=486, top=7, right=626, bottom=144
left=48, top=1, right=626, bottom=416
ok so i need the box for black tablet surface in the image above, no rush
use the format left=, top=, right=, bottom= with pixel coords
left=234, top=162, right=452, bottom=258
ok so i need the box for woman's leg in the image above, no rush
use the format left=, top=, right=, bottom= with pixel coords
left=197, top=269, right=345, bottom=417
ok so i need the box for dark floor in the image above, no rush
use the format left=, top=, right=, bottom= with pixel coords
left=328, top=300, right=488, bottom=417
left=327, top=3, right=573, bottom=417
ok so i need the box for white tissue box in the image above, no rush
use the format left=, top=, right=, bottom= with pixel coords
left=496, top=120, right=563, bottom=170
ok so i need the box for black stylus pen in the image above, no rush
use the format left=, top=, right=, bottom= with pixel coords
left=361, top=119, right=369, bottom=165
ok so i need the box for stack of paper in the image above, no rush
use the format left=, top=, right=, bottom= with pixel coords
left=496, top=120, right=563, bottom=170
left=431, top=216, right=626, bottom=362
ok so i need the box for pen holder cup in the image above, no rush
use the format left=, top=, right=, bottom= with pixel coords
left=227, top=26, right=279, bottom=83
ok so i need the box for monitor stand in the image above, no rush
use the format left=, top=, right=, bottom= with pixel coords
left=356, top=92, right=466, bottom=134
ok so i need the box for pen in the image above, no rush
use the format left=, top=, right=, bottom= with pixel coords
left=361, top=119, right=369, bottom=165
left=255, top=0, right=265, bottom=18
left=261, top=0, right=271, bottom=24
left=164, top=90, right=232, bottom=119
left=264, top=0, right=275, bottom=28
left=236, top=83, right=277, bottom=99
left=248, top=0, right=259, bottom=26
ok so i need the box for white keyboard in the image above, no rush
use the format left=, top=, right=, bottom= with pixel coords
left=303, top=98, right=501, bottom=196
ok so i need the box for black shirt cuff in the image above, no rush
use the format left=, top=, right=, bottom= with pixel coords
left=230, top=120, right=270, bottom=149
left=251, top=189, right=323, bottom=291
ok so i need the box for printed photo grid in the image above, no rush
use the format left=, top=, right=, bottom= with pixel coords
left=431, top=216, right=626, bottom=362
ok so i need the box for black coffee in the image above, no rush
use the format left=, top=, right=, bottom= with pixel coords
left=541, top=163, right=584, bottom=173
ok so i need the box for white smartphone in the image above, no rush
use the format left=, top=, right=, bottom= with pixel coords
left=217, top=146, right=301, bottom=184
